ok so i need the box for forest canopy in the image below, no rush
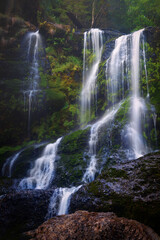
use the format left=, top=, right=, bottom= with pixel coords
left=0, top=0, right=160, bottom=32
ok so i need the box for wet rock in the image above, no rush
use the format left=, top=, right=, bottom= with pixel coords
left=103, top=29, right=123, bottom=60
left=26, top=210, right=160, bottom=240
left=70, top=151, right=160, bottom=235
left=0, top=189, right=53, bottom=239
left=54, top=128, right=90, bottom=187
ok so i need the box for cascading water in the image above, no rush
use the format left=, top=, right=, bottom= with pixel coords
left=23, top=31, right=42, bottom=133
left=2, top=28, right=157, bottom=221
left=46, top=28, right=157, bottom=218
left=129, top=29, right=148, bottom=158
left=1, top=150, right=23, bottom=177
left=80, top=29, right=104, bottom=124
left=19, top=137, right=62, bottom=189
left=46, top=186, right=81, bottom=218
left=106, top=34, right=130, bottom=106
left=105, top=29, right=154, bottom=159
left=82, top=102, right=123, bottom=183
left=46, top=104, right=122, bottom=218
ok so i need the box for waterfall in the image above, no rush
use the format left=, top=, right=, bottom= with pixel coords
left=23, top=30, right=42, bottom=133
left=129, top=29, right=147, bottom=158
left=80, top=29, right=104, bottom=124
left=1, top=150, right=23, bottom=177
left=47, top=103, right=122, bottom=218
left=106, top=34, right=130, bottom=106
left=2, top=28, right=156, bottom=220
left=106, top=29, right=151, bottom=159
left=19, top=137, right=62, bottom=189
left=82, top=101, right=123, bottom=183
left=46, top=28, right=153, bottom=217
left=47, top=186, right=82, bottom=218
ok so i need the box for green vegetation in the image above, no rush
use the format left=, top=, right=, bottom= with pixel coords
left=54, top=127, right=90, bottom=186
left=0, top=0, right=160, bottom=148
left=99, top=167, right=128, bottom=180
left=38, top=0, right=160, bottom=32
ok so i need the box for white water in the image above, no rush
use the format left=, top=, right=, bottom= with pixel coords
left=106, top=34, right=130, bottom=105
left=1, top=150, right=22, bottom=177
left=3, top=28, right=156, bottom=219
left=19, top=137, right=62, bottom=189
left=23, top=30, right=42, bottom=133
left=47, top=186, right=81, bottom=218
left=129, top=29, right=148, bottom=158
left=49, top=30, right=152, bottom=218
left=47, top=102, right=123, bottom=217
left=106, top=29, right=151, bottom=159
left=80, top=29, right=103, bottom=124
left=82, top=102, right=123, bottom=183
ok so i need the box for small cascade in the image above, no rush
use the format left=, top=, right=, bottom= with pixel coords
left=83, top=102, right=123, bottom=183
left=57, top=187, right=80, bottom=215
left=80, top=29, right=104, bottom=124
left=1, top=150, right=23, bottom=177
left=46, top=186, right=81, bottom=218
left=23, top=31, right=42, bottom=133
left=106, top=34, right=130, bottom=106
left=130, top=29, right=148, bottom=158
left=106, top=29, right=150, bottom=159
left=19, top=137, right=62, bottom=189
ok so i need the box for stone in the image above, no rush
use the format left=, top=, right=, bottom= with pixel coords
left=0, top=189, right=53, bottom=239
left=70, top=152, right=160, bottom=235
left=26, top=210, right=160, bottom=240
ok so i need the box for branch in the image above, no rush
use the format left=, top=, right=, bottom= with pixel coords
left=66, top=12, right=83, bottom=29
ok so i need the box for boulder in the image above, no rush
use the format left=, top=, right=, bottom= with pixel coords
left=26, top=210, right=160, bottom=240
left=70, top=152, right=160, bottom=235
left=0, top=189, right=53, bottom=239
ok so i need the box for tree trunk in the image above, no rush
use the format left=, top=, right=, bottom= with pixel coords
left=91, top=0, right=95, bottom=27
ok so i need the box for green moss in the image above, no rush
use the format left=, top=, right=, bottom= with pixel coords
left=115, top=97, right=130, bottom=124
left=54, top=128, right=90, bottom=186
left=99, top=167, right=128, bottom=180
left=86, top=185, right=160, bottom=235
left=60, top=128, right=90, bottom=154
left=87, top=181, right=102, bottom=196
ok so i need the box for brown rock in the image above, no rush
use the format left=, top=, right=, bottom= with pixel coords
left=26, top=211, right=160, bottom=240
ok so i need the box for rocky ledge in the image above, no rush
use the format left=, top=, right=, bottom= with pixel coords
left=70, top=151, right=160, bottom=235
left=0, top=189, right=53, bottom=240
left=26, top=210, right=160, bottom=240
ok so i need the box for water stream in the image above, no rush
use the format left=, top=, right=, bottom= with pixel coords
left=80, top=29, right=104, bottom=124
left=106, top=29, right=152, bottom=159
left=2, top=28, right=158, bottom=219
left=82, top=102, right=123, bottom=183
left=2, top=150, right=23, bottom=177
left=19, top=137, right=62, bottom=189
left=23, top=31, right=42, bottom=133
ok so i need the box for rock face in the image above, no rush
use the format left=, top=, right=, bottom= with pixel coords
left=70, top=152, right=160, bottom=235
left=26, top=210, right=160, bottom=240
left=0, top=189, right=53, bottom=239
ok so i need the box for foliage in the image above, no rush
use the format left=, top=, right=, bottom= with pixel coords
left=124, top=0, right=160, bottom=31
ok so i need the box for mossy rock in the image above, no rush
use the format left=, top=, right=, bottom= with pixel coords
left=53, top=128, right=90, bottom=187
left=70, top=151, right=160, bottom=235
left=1, top=143, right=46, bottom=179
left=11, top=145, right=45, bottom=178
